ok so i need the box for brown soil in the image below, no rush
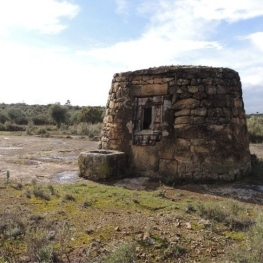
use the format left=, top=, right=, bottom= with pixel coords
left=0, top=135, right=98, bottom=184
left=1, top=135, right=263, bottom=203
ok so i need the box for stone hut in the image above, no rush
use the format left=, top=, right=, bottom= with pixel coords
left=83, top=66, right=251, bottom=182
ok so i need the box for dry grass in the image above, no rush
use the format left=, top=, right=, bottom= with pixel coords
left=0, top=179, right=263, bottom=263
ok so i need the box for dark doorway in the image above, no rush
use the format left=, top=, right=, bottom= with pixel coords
left=143, top=107, right=152, bottom=129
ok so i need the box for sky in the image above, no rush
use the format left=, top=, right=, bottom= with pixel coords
left=0, top=0, right=262, bottom=113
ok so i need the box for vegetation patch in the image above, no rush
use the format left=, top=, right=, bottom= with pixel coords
left=0, top=180, right=262, bottom=263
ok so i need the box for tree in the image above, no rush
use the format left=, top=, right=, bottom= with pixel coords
left=7, top=108, right=28, bottom=125
left=48, top=104, right=68, bottom=128
left=65, top=100, right=71, bottom=106
left=77, top=107, right=104, bottom=124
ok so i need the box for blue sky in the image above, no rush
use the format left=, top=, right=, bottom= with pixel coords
left=0, top=0, right=262, bottom=113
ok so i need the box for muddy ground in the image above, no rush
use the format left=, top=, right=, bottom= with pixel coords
left=0, top=135, right=263, bottom=204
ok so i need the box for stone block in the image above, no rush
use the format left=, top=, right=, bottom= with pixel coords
left=159, top=159, right=178, bottom=174
left=177, top=79, right=189, bottom=85
left=201, top=99, right=213, bottom=108
left=160, top=141, right=176, bottom=159
left=194, top=117, right=205, bottom=124
left=214, top=95, right=227, bottom=107
left=194, top=145, right=210, bottom=153
left=78, top=150, right=126, bottom=181
left=193, top=92, right=207, bottom=100
left=208, top=108, right=224, bottom=117
left=190, top=139, right=207, bottom=146
left=234, top=98, right=243, bottom=107
left=226, top=95, right=235, bottom=107
left=131, top=145, right=159, bottom=171
left=203, top=78, right=213, bottom=85
left=186, top=163, right=201, bottom=173
left=174, top=109, right=191, bottom=117
left=153, top=77, right=164, bottom=84
left=192, top=108, right=207, bottom=116
left=216, top=85, right=227, bottom=94
left=139, top=83, right=168, bottom=96
left=175, top=151, right=192, bottom=163
left=174, top=116, right=193, bottom=125
left=188, top=86, right=199, bottom=93
left=205, top=85, right=216, bottom=95
left=173, top=98, right=200, bottom=110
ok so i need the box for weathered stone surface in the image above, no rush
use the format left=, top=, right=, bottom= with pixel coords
left=173, top=98, right=200, bottom=110
left=174, top=116, right=193, bottom=125
left=95, top=65, right=251, bottom=183
left=159, top=159, right=178, bottom=175
left=78, top=150, right=126, bottom=181
left=174, top=109, right=191, bottom=117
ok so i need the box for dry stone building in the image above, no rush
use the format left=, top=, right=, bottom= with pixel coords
left=80, top=65, right=251, bottom=183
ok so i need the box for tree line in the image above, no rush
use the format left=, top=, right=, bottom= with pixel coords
left=0, top=102, right=105, bottom=130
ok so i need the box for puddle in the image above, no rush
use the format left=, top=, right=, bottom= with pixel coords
left=38, top=156, right=77, bottom=161
left=53, top=171, right=79, bottom=183
left=0, top=147, right=23, bottom=150
left=252, top=185, right=263, bottom=192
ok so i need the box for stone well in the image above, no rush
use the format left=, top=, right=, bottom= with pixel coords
left=78, top=150, right=126, bottom=181
left=98, top=65, right=251, bottom=183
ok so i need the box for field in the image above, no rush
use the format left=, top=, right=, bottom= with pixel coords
left=1, top=134, right=263, bottom=262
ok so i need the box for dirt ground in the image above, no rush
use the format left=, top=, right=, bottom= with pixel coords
left=0, top=135, right=98, bottom=184
left=1, top=135, right=263, bottom=203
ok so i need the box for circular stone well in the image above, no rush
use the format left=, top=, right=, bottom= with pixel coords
left=78, top=150, right=126, bottom=181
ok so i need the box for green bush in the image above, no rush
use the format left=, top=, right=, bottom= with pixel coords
left=247, top=115, right=263, bottom=143
left=48, top=104, right=69, bottom=128
left=77, top=106, right=104, bottom=124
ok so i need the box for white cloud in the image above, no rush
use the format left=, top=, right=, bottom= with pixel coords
left=0, top=0, right=80, bottom=36
left=115, top=0, right=128, bottom=14
left=1, top=0, right=262, bottom=113
left=247, top=32, right=263, bottom=51
left=0, top=40, right=111, bottom=106
left=190, top=0, right=263, bottom=22
left=77, top=0, right=263, bottom=112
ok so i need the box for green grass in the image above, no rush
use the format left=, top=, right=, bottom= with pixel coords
left=0, top=181, right=263, bottom=263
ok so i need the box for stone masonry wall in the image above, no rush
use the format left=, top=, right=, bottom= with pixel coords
left=99, top=66, right=251, bottom=183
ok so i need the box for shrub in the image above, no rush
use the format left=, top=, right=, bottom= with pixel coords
left=48, top=104, right=69, bottom=128
left=105, top=242, right=137, bottom=263
left=77, top=106, right=104, bottom=124
left=247, top=115, right=263, bottom=143
left=26, top=228, right=54, bottom=263
left=0, top=112, right=8, bottom=124
left=33, top=185, right=51, bottom=201
left=228, top=214, right=263, bottom=262
left=73, top=122, right=102, bottom=137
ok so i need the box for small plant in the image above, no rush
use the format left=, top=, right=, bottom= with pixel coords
left=33, top=185, right=51, bottom=201
left=196, top=202, right=226, bottom=223
left=31, top=178, right=37, bottom=186
left=105, top=242, right=137, bottom=263
left=26, top=227, right=54, bottom=263
left=11, top=182, right=23, bottom=190
left=6, top=170, right=10, bottom=184
left=185, top=202, right=196, bottom=213
left=163, top=243, right=186, bottom=260
left=47, top=184, right=55, bottom=195
left=227, top=214, right=263, bottom=262
left=57, top=221, right=72, bottom=260
left=63, top=194, right=76, bottom=202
